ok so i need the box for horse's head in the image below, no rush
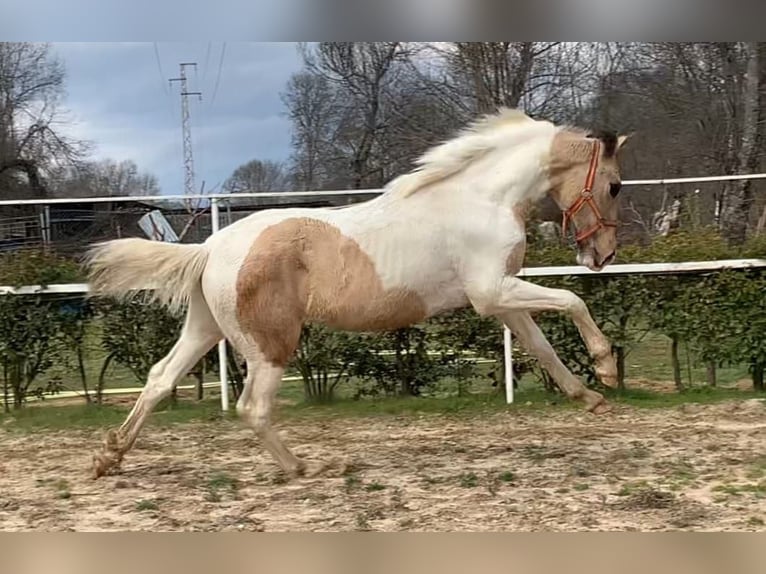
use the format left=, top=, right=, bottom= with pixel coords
left=549, top=129, right=629, bottom=272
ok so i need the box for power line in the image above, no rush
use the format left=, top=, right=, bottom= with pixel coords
left=202, top=41, right=212, bottom=85
left=210, top=42, right=227, bottom=108
left=152, top=43, right=168, bottom=95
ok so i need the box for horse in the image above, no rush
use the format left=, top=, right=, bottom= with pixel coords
left=85, top=108, right=629, bottom=479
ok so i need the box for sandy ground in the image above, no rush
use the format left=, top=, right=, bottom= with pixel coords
left=1, top=399, right=766, bottom=531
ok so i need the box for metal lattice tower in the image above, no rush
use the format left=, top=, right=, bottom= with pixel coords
left=169, top=63, right=202, bottom=202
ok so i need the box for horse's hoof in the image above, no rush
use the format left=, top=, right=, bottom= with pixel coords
left=585, top=396, right=612, bottom=415
left=91, top=451, right=120, bottom=479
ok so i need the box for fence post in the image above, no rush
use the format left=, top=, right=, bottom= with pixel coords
left=503, top=325, right=514, bottom=404
left=210, top=198, right=230, bottom=412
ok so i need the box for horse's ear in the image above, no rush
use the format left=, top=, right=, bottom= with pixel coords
left=616, top=133, right=632, bottom=151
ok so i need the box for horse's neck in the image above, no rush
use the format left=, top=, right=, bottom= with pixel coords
left=436, top=146, right=551, bottom=215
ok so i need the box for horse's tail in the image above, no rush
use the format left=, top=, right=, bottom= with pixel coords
left=84, top=238, right=209, bottom=314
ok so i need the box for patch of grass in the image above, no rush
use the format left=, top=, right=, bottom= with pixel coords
left=1, top=400, right=233, bottom=433
left=712, top=481, right=766, bottom=498
left=617, top=487, right=675, bottom=510
left=712, top=484, right=743, bottom=497
left=1, top=378, right=761, bottom=436
left=204, top=491, right=221, bottom=503
left=746, top=456, right=766, bottom=480
left=135, top=499, right=158, bottom=511
left=207, top=472, right=238, bottom=492
left=364, top=482, right=386, bottom=492
left=747, top=516, right=765, bottom=526
left=284, top=389, right=560, bottom=420
left=459, top=472, right=479, bottom=488
left=616, top=480, right=650, bottom=496
left=355, top=513, right=371, bottom=531
left=204, top=471, right=239, bottom=502
left=36, top=477, right=71, bottom=499
left=521, top=445, right=567, bottom=463
left=574, top=483, right=590, bottom=491
left=655, top=458, right=697, bottom=484
left=625, top=332, right=749, bottom=386
left=628, top=443, right=652, bottom=459
left=498, top=471, right=516, bottom=483
left=344, top=475, right=361, bottom=493
left=270, top=473, right=289, bottom=485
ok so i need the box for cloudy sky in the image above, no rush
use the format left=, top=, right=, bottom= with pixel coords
left=53, top=42, right=303, bottom=196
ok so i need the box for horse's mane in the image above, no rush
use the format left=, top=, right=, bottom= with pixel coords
left=386, top=108, right=541, bottom=198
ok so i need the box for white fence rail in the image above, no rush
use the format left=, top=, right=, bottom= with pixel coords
left=1, top=170, right=766, bottom=409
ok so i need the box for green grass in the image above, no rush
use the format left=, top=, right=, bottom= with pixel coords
left=746, top=456, right=766, bottom=480
left=624, top=331, right=749, bottom=386
left=1, top=400, right=232, bottom=433
left=135, top=499, right=159, bottom=511
left=615, top=480, right=650, bottom=496
left=712, top=481, right=766, bottom=497
left=203, top=471, right=239, bottom=502
left=2, top=384, right=761, bottom=434
left=36, top=477, right=71, bottom=499
left=206, top=471, right=239, bottom=492
left=459, top=472, right=479, bottom=488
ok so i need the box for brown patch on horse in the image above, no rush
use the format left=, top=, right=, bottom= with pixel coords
left=236, top=217, right=427, bottom=366
left=505, top=202, right=530, bottom=275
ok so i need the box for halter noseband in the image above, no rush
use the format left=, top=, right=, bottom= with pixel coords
left=561, top=141, right=618, bottom=244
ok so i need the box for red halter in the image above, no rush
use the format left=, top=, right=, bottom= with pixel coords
left=561, top=141, right=618, bottom=244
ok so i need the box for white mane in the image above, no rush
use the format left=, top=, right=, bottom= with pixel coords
left=387, top=108, right=543, bottom=198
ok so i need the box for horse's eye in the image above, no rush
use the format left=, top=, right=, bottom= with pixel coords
left=609, top=182, right=622, bottom=198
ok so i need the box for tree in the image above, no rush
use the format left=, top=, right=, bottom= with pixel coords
left=719, top=42, right=761, bottom=244
left=0, top=42, right=88, bottom=198
left=50, top=158, right=160, bottom=198
left=281, top=72, right=343, bottom=191
left=300, top=42, right=415, bottom=189
left=222, top=159, right=288, bottom=194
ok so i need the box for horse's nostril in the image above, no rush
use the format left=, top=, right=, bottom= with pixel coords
left=601, top=252, right=615, bottom=267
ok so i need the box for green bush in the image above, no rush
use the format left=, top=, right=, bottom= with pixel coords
left=97, top=299, right=183, bottom=386
left=0, top=250, right=87, bottom=410
left=1, top=227, right=764, bottom=410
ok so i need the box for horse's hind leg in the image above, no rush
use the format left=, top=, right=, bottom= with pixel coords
left=92, top=288, right=221, bottom=478
left=235, top=347, right=306, bottom=477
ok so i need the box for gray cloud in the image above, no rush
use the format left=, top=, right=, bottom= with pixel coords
left=2, top=1, right=309, bottom=40
left=54, top=42, right=302, bottom=195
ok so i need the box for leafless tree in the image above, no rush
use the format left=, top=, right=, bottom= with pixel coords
left=50, top=159, right=160, bottom=198
left=281, top=71, right=343, bottom=191
left=300, top=42, right=415, bottom=189
left=0, top=42, right=88, bottom=198
left=222, top=159, right=288, bottom=194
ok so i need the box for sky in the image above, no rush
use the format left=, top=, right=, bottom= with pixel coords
left=52, top=42, right=304, bottom=196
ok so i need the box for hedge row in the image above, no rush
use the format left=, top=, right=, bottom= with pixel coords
left=1, top=229, right=764, bottom=409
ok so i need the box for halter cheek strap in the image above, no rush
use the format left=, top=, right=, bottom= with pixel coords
left=561, top=141, right=618, bottom=244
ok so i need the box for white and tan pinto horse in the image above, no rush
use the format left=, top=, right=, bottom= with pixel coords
left=87, top=108, right=629, bottom=478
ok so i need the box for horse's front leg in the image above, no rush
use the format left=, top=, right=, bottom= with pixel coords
left=470, top=276, right=618, bottom=392
left=503, top=311, right=610, bottom=413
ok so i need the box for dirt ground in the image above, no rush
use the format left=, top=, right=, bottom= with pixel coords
left=1, top=399, right=766, bottom=531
